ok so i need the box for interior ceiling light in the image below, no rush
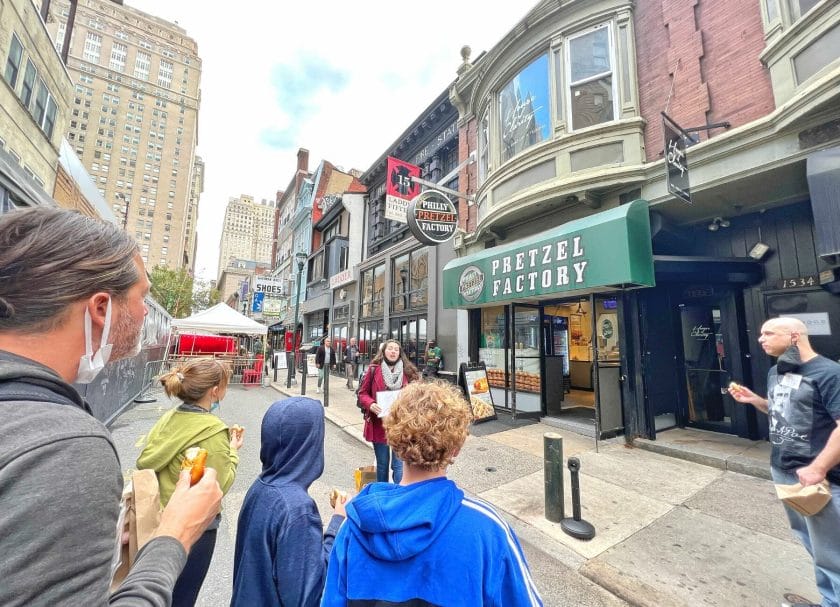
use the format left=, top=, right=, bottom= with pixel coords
left=707, top=216, right=730, bottom=231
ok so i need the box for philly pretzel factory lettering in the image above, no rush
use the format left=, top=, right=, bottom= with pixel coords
left=490, top=236, right=588, bottom=297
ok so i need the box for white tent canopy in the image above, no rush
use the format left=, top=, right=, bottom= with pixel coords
left=171, top=303, right=268, bottom=336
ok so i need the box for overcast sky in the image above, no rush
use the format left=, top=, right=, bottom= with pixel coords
left=126, top=1, right=535, bottom=280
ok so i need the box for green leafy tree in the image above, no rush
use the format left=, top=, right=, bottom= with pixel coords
left=149, top=266, right=194, bottom=318
left=192, top=277, right=221, bottom=313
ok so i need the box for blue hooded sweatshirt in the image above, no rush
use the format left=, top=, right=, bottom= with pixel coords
left=321, top=477, right=543, bottom=607
left=231, top=397, right=344, bottom=607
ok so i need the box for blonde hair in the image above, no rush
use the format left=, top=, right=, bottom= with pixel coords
left=159, top=358, right=232, bottom=403
left=384, top=380, right=471, bottom=471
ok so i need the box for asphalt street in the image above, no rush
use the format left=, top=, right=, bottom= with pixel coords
left=110, top=385, right=626, bottom=606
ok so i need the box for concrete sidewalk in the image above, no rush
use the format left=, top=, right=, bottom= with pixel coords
left=271, top=372, right=819, bottom=607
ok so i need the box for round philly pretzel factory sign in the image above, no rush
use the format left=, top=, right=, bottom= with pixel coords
left=406, top=190, right=458, bottom=246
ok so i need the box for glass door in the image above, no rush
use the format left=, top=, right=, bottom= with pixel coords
left=511, top=304, right=542, bottom=418
left=678, top=304, right=733, bottom=431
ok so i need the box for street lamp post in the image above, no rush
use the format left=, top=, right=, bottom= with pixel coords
left=286, top=251, right=308, bottom=388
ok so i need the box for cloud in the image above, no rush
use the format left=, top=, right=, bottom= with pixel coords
left=259, top=127, right=298, bottom=150
left=258, top=56, right=349, bottom=150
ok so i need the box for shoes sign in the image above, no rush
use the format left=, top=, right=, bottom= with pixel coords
left=406, top=189, right=458, bottom=246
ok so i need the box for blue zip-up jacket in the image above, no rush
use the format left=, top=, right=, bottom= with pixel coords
left=231, top=397, right=343, bottom=607
left=321, top=477, right=543, bottom=607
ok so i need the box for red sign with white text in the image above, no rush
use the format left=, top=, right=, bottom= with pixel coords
left=385, top=157, right=421, bottom=223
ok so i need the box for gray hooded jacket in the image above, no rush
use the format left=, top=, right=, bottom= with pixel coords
left=0, top=351, right=186, bottom=606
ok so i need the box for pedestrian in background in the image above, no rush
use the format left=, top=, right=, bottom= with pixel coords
left=0, top=207, right=221, bottom=606
left=315, top=336, right=337, bottom=394
left=344, top=337, right=359, bottom=390
left=357, top=339, right=420, bottom=483
left=423, top=339, right=442, bottom=378
left=321, top=381, right=543, bottom=606
left=231, top=397, right=345, bottom=607
left=136, top=359, right=244, bottom=607
left=729, top=317, right=840, bottom=607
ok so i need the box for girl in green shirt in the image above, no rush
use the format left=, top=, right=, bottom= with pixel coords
left=137, top=358, right=245, bottom=606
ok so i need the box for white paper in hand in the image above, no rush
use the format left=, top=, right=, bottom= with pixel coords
left=376, top=389, right=402, bottom=418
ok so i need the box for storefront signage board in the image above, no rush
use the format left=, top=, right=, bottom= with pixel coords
left=406, top=190, right=458, bottom=246
left=459, top=362, right=497, bottom=423
left=442, top=199, right=655, bottom=308
left=329, top=268, right=354, bottom=289
left=662, top=112, right=692, bottom=205
left=385, top=156, right=421, bottom=223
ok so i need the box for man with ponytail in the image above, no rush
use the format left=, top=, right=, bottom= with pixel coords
left=0, top=207, right=222, bottom=606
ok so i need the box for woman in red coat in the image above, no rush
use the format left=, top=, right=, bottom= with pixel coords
left=357, top=339, right=420, bottom=483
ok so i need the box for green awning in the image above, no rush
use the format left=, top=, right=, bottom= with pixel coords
left=443, top=199, right=655, bottom=309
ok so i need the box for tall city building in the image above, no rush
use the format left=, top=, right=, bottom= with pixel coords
left=217, top=194, right=276, bottom=282
left=45, top=0, right=202, bottom=271
left=185, top=154, right=203, bottom=270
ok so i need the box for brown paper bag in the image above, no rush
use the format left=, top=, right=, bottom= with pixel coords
left=354, top=465, right=377, bottom=492
left=111, top=470, right=162, bottom=589
left=775, top=480, right=832, bottom=516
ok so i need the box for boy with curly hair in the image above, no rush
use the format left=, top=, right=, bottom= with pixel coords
left=320, top=381, right=543, bottom=607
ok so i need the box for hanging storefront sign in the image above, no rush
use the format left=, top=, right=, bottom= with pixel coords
left=251, top=291, right=265, bottom=313
left=255, top=277, right=285, bottom=296
left=662, top=112, right=692, bottom=205
left=406, top=190, right=458, bottom=246
left=385, top=156, right=421, bottom=223
left=262, top=298, right=285, bottom=318
left=442, top=200, right=655, bottom=308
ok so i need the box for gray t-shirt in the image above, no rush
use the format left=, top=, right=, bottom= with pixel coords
left=767, top=355, right=840, bottom=484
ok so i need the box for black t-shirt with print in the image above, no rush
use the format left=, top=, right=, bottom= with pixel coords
left=767, top=355, right=840, bottom=484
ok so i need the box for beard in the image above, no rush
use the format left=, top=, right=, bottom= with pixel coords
left=111, top=301, right=144, bottom=361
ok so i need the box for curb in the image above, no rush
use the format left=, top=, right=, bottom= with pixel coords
left=633, top=437, right=771, bottom=480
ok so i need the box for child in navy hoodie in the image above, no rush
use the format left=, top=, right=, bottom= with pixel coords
left=321, top=381, right=543, bottom=607
left=231, top=397, right=345, bottom=606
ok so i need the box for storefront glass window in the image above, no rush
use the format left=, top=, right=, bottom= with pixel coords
left=372, top=264, right=385, bottom=316
left=499, top=54, right=551, bottom=163
left=410, top=248, right=428, bottom=308
left=392, top=254, right=409, bottom=312
left=480, top=306, right=507, bottom=392
left=361, top=264, right=384, bottom=318
left=567, top=25, right=615, bottom=130
left=360, top=269, right=373, bottom=317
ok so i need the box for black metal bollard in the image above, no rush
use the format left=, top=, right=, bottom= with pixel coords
left=561, top=457, right=595, bottom=540
left=300, top=360, right=307, bottom=395
left=544, top=433, right=565, bottom=523
left=286, top=352, right=294, bottom=388
left=323, top=363, right=330, bottom=407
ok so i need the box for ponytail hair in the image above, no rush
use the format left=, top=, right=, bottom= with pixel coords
left=159, top=358, right=232, bottom=403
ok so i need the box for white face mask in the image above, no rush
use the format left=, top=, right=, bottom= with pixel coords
left=75, top=298, right=114, bottom=384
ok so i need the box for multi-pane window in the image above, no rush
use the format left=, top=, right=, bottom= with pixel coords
left=109, top=43, right=127, bottom=72
left=83, top=32, right=102, bottom=64
left=158, top=60, right=173, bottom=88
left=134, top=52, right=151, bottom=80
left=20, top=60, right=36, bottom=109
left=4, top=34, right=23, bottom=88
left=54, top=22, right=66, bottom=53
left=360, top=264, right=385, bottom=318
left=567, top=24, right=615, bottom=130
